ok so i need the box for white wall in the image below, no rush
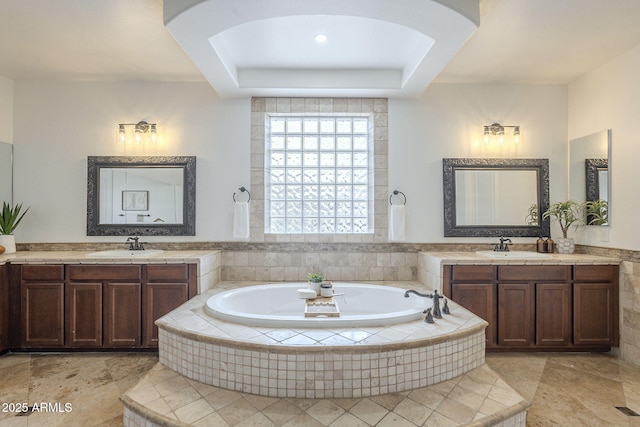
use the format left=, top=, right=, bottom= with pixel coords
left=0, top=75, right=12, bottom=143
left=13, top=81, right=249, bottom=243
left=569, top=42, right=640, bottom=251
left=390, top=83, right=568, bottom=242
left=12, top=80, right=569, bottom=243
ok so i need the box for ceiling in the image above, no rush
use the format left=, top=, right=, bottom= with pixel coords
left=1, top=0, right=640, bottom=97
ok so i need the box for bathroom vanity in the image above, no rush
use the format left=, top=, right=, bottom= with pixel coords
left=2, top=250, right=218, bottom=351
left=0, top=263, right=8, bottom=353
left=423, top=252, right=620, bottom=352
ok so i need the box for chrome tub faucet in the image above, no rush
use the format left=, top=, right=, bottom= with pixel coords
left=404, top=289, right=450, bottom=323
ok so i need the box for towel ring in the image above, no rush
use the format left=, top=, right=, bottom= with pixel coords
left=389, top=190, right=406, bottom=205
left=233, top=186, right=251, bottom=202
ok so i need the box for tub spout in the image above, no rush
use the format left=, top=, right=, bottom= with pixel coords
left=404, top=289, right=431, bottom=298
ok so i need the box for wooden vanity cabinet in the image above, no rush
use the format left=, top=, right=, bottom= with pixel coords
left=447, top=265, right=498, bottom=347
left=67, top=265, right=142, bottom=348
left=13, top=263, right=196, bottom=350
left=498, top=266, right=571, bottom=348
left=0, top=264, right=10, bottom=353
left=574, top=265, right=619, bottom=346
left=535, top=282, right=572, bottom=347
left=445, top=263, right=618, bottom=351
left=142, top=264, right=196, bottom=347
left=20, top=265, right=65, bottom=347
left=66, top=282, right=102, bottom=347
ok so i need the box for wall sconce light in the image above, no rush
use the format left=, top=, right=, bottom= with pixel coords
left=118, top=120, right=157, bottom=144
left=483, top=122, right=520, bottom=144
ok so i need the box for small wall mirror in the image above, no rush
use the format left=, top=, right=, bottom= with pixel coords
left=0, top=142, right=12, bottom=204
left=443, top=158, right=550, bottom=237
left=87, top=156, right=196, bottom=236
left=569, top=130, right=610, bottom=226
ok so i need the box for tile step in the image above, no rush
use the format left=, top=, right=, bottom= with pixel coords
left=121, top=363, right=529, bottom=427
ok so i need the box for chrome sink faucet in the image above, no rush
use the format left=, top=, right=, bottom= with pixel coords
left=493, top=236, right=512, bottom=252
left=126, top=235, right=145, bottom=251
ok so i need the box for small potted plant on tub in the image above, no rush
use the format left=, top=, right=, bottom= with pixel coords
left=0, top=202, right=30, bottom=255
left=307, top=272, right=325, bottom=295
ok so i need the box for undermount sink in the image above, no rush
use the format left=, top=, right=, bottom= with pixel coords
left=475, top=250, right=552, bottom=259
left=86, top=249, right=164, bottom=257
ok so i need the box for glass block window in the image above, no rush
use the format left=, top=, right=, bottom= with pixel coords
left=266, top=115, right=373, bottom=234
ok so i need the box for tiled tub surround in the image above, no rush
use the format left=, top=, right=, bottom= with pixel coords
left=0, top=250, right=222, bottom=293
left=221, top=249, right=418, bottom=282
left=156, top=281, right=487, bottom=400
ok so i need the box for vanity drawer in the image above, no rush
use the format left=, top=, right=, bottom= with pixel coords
left=22, top=265, right=64, bottom=281
left=499, top=265, right=570, bottom=282
left=574, top=265, right=618, bottom=282
left=451, top=265, right=495, bottom=282
left=67, top=265, right=141, bottom=281
left=146, top=265, right=189, bottom=282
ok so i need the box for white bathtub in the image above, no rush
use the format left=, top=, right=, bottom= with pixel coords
left=204, top=283, right=431, bottom=328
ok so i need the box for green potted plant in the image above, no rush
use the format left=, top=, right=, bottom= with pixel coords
left=584, top=199, right=608, bottom=226
left=0, top=202, right=30, bottom=254
left=542, top=200, right=583, bottom=253
left=307, top=272, right=325, bottom=294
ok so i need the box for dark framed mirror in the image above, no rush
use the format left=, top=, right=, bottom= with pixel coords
left=87, top=156, right=196, bottom=236
left=585, top=158, right=608, bottom=225
left=443, top=158, right=550, bottom=237
left=569, top=129, right=610, bottom=226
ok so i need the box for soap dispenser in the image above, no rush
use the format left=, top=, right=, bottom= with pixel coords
left=545, top=237, right=555, bottom=253
left=536, top=237, right=545, bottom=253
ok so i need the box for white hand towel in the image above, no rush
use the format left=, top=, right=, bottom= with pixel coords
left=389, top=204, right=406, bottom=241
left=233, top=201, right=250, bottom=239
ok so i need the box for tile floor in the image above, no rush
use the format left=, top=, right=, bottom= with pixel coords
left=0, top=352, right=639, bottom=426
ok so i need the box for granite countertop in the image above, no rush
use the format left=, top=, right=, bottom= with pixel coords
left=0, top=250, right=219, bottom=265
left=423, top=251, right=621, bottom=265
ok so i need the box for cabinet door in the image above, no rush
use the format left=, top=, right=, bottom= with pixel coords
left=0, top=266, right=8, bottom=352
left=103, top=282, right=141, bottom=347
left=574, top=283, right=614, bottom=345
left=66, top=283, right=102, bottom=347
left=451, top=283, right=497, bottom=347
left=536, top=283, right=572, bottom=346
left=22, top=282, right=65, bottom=347
left=498, top=283, right=534, bottom=347
left=143, top=283, right=189, bottom=347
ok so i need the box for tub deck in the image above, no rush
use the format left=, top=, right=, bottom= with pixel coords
left=124, top=281, right=528, bottom=426
left=156, top=281, right=488, bottom=399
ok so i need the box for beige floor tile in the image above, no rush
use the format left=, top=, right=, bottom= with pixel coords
left=260, top=399, right=302, bottom=425
left=192, top=411, right=231, bottom=427
left=281, top=413, right=324, bottom=427
left=392, top=398, right=432, bottom=425
left=434, top=397, right=477, bottom=424
left=174, top=398, right=215, bottom=424
left=368, top=392, right=406, bottom=411
left=348, top=398, right=388, bottom=425
left=376, top=412, right=417, bottom=427
left=407, top=388, right=445, bottom=410
left=4, top=351, right=640, bottom=426
left=329, top=412, right=370, bottom=427
left=216, top=398, right=260, bottom=426
left=306, top=400, right=346, bottom=425
left=205, top=388, right=244, bottom=410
